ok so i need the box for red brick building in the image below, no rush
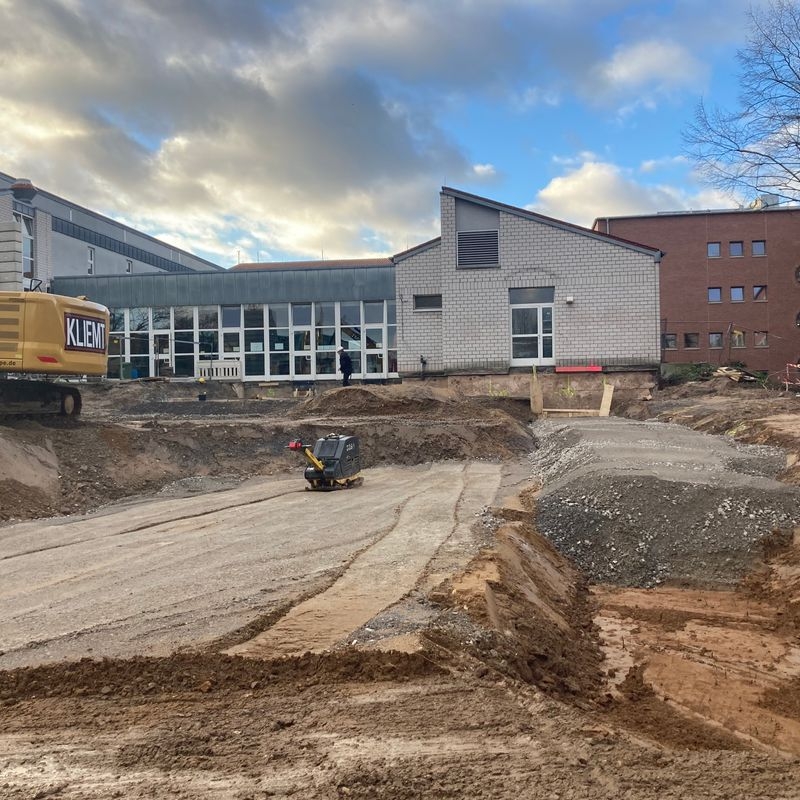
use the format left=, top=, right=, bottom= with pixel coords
left=593, top=203, right=800, bottom=381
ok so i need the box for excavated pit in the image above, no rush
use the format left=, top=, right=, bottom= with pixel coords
left=5, top=381, right=800, bottom=798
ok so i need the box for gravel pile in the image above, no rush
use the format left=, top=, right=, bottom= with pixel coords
left=529, top=418, right=800, bottom=588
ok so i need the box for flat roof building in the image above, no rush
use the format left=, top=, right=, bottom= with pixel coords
left=594, top=201, right=800, bottom=381
left=0, top=172, right=222, bottom=291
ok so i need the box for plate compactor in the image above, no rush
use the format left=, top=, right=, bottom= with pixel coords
left=288, top=433, right=363, bottom=491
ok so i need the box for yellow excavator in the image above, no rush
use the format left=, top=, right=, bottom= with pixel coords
left=0, top=291, right=110, bottom=415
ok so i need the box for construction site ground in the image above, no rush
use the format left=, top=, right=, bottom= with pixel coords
left=3, top=378, right=800, bottom=798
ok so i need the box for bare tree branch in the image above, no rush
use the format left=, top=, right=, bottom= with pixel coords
left=684, top=0, right=800, bottom=201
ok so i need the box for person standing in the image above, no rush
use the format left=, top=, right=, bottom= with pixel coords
left=337, top=346, right=353, bottom=387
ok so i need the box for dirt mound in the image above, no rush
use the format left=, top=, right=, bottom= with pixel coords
left=292, top=384, right=520, bottom=421
left=0, top=389, right=536, bottom=521
left=428, top=519, right=602, bottom=701
left=0, top=649, right=443, bottom=704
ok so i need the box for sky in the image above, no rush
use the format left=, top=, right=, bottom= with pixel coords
left=0, top=0, right=768, bottom=267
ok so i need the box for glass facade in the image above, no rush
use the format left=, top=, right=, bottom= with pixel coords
left=107, top=301, right=398, bottom=382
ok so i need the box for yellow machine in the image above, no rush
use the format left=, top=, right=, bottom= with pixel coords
left=288, top=434, right=363, bottom=490
left=0, top=291, right=110, bottom=415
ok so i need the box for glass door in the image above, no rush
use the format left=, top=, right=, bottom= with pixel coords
left=152, top=332, right=172, bottom=377
left=510, top=304, right=555, bottom=366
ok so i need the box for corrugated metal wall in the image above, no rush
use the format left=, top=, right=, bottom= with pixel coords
left=52, top=265, right=396, bottom=308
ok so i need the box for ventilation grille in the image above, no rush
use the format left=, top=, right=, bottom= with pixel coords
left=457, top=230, right=499, bottom=268
left=0, top=302, right=21, bottom=354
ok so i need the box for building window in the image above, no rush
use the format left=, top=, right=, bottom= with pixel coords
left=662, top=333, right=677, bottom=350
left=708, top=287, right=722, bottom=303
left=413, top=294, right=442, bottom=311
left=754, top=331, right=768, bottom=347
left=88, top=246, right=95, bottom=275
left=730, top=286, right=744, bottom=302
left=752, top=240, right=766, bottom=256
left=731, top=329, right=746, bottom=348
left=709, top=332, right=723, bottom=349
left=457, top=230, right=499, bottom=268
left=707, top=242, right=721, bottom=258
left=729, top=241, right=744, bottom=257
left=753, top=285, right=767, bottom=301
left=13, top=212, right=34, bottom=277
left=684, top=333, right=699, bottom=349
left=126, top=259, right=133, bottom=273
left=509, top=287, right=555, bottom=366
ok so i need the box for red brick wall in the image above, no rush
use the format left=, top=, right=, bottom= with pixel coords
left=594, top=208, right=800, bottom=380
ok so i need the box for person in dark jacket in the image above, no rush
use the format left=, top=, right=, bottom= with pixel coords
left=337, top=346, right=353, bottom=387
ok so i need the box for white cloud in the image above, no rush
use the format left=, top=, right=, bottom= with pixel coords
left=0, top=1, right=752, bottom=263
left=472, top=163, right=496, bottom=178
left=532, top=160, right=738, bottom=227
left=639, top=155, right=690, bottom=173
left=587, top=39, right=706, bottom=110
left=512, top=86, right=561, bottom=111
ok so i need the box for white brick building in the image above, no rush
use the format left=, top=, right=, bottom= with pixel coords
left=395, top=187, right=662, bottom=376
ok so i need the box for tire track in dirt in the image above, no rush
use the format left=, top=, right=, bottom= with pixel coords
left=0, top=477, right=304, bottom=561
left=226, top=462, right=502, bottom=658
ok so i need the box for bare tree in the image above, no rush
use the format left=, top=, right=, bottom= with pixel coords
left=685, top=0, right=800, bottom=202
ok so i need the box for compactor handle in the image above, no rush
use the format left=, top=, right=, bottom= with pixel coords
left=287, top=439, right=325, bottom=471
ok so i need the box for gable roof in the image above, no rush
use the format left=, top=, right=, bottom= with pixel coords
left=442, top=186, right=662, bottom=259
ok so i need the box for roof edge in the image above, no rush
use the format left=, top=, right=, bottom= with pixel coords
left=441, top=186, right=662, bottom=258
left=391, top=236, right=441, bottom=263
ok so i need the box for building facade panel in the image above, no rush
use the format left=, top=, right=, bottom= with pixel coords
left=595, top=207, right=800, bottom=378
left=54, top=266, right=398, bottom=383
left=0, top=172, right=223, bottom=287
left=404, top=189, right=661, bottom=374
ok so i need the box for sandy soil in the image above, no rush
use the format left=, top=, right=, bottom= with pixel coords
left=3, top=378, right=800, bottom=798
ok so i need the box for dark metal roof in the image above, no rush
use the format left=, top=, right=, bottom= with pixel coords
left=51, top=265, right=396, bottom=308
left=232, top=257, right=392, bottom=271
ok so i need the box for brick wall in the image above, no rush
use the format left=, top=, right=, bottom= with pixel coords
left=396, top=241, right=443, bottom=374
left=597, top=208, right=800, bottom=377
left=397, top=193, right=660, bottom=373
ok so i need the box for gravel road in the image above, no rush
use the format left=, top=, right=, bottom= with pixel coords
left=0, top=461, right=500, bottom=669
left=530, top=417, right=800, bottom=587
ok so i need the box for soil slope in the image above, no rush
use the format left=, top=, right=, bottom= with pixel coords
left=4, top=380, right=800, bottom=798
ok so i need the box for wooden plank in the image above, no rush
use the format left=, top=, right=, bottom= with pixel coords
left=599, top=382, right=614, bottom=417
left=530, top=368, right=543, bottom=415
left=555, top=365, right=602, bottom=373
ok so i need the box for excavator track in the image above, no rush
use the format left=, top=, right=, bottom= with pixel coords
left=0, top=378, right=82, bottom=416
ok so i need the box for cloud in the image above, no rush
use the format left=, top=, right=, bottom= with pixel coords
left=588, top=39, right=706, bottom=109
left=639, top=155, right=690, bottom=173
left=472, top=163, right=497, bottom=178
left=532, top=160, right=738, bottom=227
left=0, top=0, right=755, bottom=264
